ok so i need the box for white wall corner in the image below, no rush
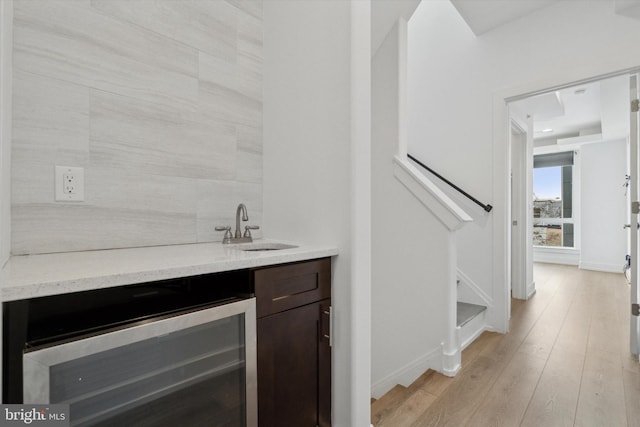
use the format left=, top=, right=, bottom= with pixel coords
left=579, top=262, right=626, bottom=274
left=0, top=0, right=12, bottom=266
left=492, top=95, right=512, bottom=335
left=393, top=156, right=472, bottom=231
left=350, top=0, right=372, bottom=426
left=615, top=0, right=640, bottom=19
left=371, top=0, right=420, bottom=56
left=397, top=17, right=408, bottom=159
left=526, top=281, right=536, bottom=299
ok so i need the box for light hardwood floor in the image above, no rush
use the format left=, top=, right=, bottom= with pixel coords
left=371, top=263, right=640, bottom=427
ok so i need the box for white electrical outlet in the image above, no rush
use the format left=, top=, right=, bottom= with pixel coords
left=55, top=166, right=84, bottom=202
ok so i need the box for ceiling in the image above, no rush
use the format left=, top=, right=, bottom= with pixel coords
left=443, top=0, right=631, bottom=145
left=449, top=0, right=640, bottom=36
left=373, top=0, right=640, bottom=53
left=372, top=0, right=560, bottom=52
left=371, top=0, right=421, bottom=54
left=372, top=0, right=632, bottom=145
left=449, top=0, right=561, bottom=35
left=509, top=75, right=630, bottom=146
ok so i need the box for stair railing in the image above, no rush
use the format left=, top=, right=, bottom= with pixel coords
left=408, top=153, right=493, bottom=213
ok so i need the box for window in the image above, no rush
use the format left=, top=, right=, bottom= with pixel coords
left=532, top=151, right=574, bottom=248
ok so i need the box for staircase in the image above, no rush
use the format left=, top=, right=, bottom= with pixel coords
left=456, top=301, right=487, bottom=351
left=370, top=330, right=493, bottom=427
left=369, top=301, right=488, bottom=426
left=457, top=302, right=486, bottom=327
left=370, top=369, right=453, bottom=426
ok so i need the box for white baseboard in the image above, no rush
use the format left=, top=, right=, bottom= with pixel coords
left=579, top=262, right=624, bottom=274
left=533, top=247, right=580, bottom=265
left=370, top=346, right=441, bottom=399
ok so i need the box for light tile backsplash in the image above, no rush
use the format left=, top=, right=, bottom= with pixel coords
left=11, top=0, right=263, bottom=255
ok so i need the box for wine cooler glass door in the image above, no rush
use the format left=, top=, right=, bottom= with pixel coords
left=23, top=298, right=257, bottom=427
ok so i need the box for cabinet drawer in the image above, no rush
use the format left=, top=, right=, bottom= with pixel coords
left=254, top=258, right=331, bottom=318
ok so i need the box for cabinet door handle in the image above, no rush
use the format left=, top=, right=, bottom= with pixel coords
left=322, top=306, right=332, bottom=347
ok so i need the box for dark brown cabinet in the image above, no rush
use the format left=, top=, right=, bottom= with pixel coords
left=254, top=258, right=331, bottom=427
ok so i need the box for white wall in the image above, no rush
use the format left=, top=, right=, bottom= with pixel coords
left=262, top=1, right=370, bottom=425
left=349, top=1, right=372, bottom=424
left=0, top=0, right=12, bottom=266
left=371, top=19, right=452, bottom=397
left=580, top=140, right=628, bottom=272
left=408, top=0, right=640, bottom=329
left=11, top=0, right=263, bottom=255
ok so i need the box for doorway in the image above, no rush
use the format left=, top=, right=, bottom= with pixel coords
left=505, top=72, right=638, bottom=356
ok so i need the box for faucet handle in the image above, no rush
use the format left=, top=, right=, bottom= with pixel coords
left=244, top=225, right=260, bottom=239
left=215, top=226, right=233, bottom=244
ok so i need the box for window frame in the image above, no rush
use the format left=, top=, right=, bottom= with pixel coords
left=532, top=149, right=579, bottom=250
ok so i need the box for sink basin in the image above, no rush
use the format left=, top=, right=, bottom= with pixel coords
left=236, top=242, right=299, bottom=252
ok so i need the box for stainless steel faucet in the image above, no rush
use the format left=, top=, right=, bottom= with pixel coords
left=235, top=203, right=248, bottom=238
left=215, top=203, right=260, bottom=244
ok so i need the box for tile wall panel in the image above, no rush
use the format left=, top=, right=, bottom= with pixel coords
left=13, top=0, right=199, bottom=107
left=12, top=71, right=91, bottom=207
left=196, top=179, right=237, bottom=243
left=91, top=0, right=239, bottom=61
left=89, top=89, right=237, bottom=180
left=11, top=0, right=263, bottom=255
left=12, top=204, right=197, bottom=254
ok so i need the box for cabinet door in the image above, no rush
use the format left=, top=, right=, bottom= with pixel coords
left=254, top=258, right=331, bottom=318
left=257, top=300, right=331, bottom=427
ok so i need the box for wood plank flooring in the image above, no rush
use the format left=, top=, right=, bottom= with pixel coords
left=371, top=263, right=640, bottom=426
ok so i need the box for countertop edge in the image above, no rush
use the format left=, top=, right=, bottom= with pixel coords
left=1, top=242, right=339, bottom=302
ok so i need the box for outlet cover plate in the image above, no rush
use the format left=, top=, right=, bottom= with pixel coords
left=55, top=165, right=84, bottom=202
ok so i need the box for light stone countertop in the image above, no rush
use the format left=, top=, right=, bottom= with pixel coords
left=0, top=240, right=339, bottom=302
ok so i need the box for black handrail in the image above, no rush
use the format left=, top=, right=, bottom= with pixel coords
left=408, top=153, right=493, bottom=213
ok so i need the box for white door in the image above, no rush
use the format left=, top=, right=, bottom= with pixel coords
left=510, top=123, right=525, bottom=300
left=629, top=74, right=640, bottom=357
left=508, top=114, right=534, bottom=301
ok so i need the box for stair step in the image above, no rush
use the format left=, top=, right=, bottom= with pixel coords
left=456, top=302, right=486, bottom=327
left=371, top=370, right=456, bottom=426
left=371, top=335, right=494, bottom=426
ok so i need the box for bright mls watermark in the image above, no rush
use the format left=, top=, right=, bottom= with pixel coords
left=0, top=405, right=69, bottom=427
